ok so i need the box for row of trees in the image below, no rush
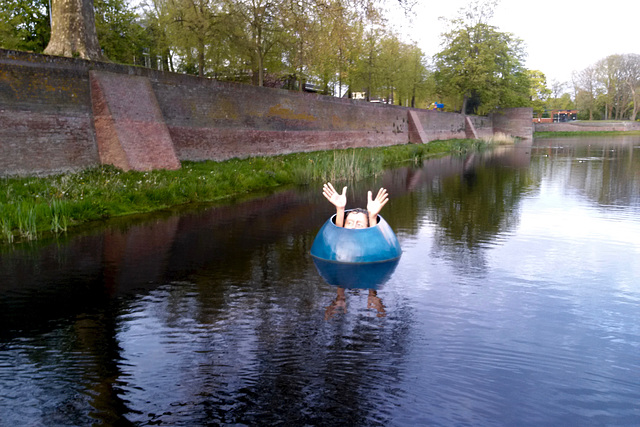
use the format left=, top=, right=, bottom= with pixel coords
left=1, top=0, right=436, bottom=106
left=8, top=0, right=619, bottom=118
left=135, top=0, right=438, bottom=107
left=528, top=54, right=640, bottom=122
left=572, top=54, right=640, bottom=121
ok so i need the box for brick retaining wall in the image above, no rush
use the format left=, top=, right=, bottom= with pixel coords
left=492, top=108, right=534, bottom=139
left=0, top=48, right=532, bottom=176
left=152, top=71, right=409, bottom=161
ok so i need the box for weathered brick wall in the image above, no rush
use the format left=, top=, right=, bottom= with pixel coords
left=410, top=110, right=466, bottom=142
left=0, top=49, right=410, bottom=174
left=468, top=115, right=494, bottom=138
left=90, top=71, right=181, bottom=171
left=492, top=107, right=534, bottom=139
left=0, top=48, right=532, bottom=176
left=408, top=109, right=495, bottom=143
left=151, top=72, right=409, bottom=161
left=0, top=50, right=100, bottom=175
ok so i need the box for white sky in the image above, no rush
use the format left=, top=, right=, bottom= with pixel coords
left=390, top=0, right=640, bottom=88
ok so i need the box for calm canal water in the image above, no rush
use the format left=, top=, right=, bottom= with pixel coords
left=1, top=136, right=640, bottom=426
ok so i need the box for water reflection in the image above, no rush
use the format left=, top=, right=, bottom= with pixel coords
left=325, top=288, right=386, bottom=320
left=532, top=136, right=640, bottom=207
left=1, top=137, right=640, bottom=425
left=382, top=144, right=533, bottom=275
left=312, top=258, right=400, bottom=289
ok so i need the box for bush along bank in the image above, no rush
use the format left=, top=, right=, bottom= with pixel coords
left=0, top=139, right=495, bottom=244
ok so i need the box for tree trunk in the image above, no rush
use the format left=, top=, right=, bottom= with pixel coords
left=197, top=42, right=205, bottom=77
left=627, top=82, right=638, bottom=121
left=338, top=49, right=343, bottom=98
left=44, top=0, right=102, bottom=60
left=258, top=52, right=264, bottom=87
left=411, top=76, right=416, bottom=107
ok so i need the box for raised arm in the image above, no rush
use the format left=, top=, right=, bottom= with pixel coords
left=322, top=182, right=347, bottom=227
left=366, top=187, right=389, bottom=227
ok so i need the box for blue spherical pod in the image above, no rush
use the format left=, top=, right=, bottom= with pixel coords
left=310, top=213, right=402, bottom=264
left=310, top=213, right=401, bottom=289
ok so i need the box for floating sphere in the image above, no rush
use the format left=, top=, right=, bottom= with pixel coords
left=310, top=213, right=402, bottom=289
left=310, top=213, right=402, bottom=264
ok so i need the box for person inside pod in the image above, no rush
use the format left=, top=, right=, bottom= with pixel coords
left=322, top=182, right=389, bottom=229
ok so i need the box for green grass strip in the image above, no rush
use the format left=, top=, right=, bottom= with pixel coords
left=535, top=130, right=640, bottom=137
left=0, top=139, right=487, bottom=244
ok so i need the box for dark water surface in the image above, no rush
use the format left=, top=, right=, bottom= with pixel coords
left=1, top=137, right=640, bottom=426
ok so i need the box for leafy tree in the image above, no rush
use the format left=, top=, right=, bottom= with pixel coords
left=323, top=1, right=364, bottom=97
left=358, top=27, right=382, bottom=101
left=546, top=93, right=574, bottom=111
left=225, top=0, right=286, bottom=86
left=434, top=0, right=529, bottom=114
left=0, top=0, right=50, bottom=52
left=620, top=53, right=640, bottom=121
left=377, top=33, right=401, bottom=102
left=572, top=66, right=599, bottom=120
left=279, top=0, right=318, bottom=91
left=595, top=55, right=625, bottom=120
left=139, top=1, right=175, bottom=71
left=398, top=42, right=430, bottom=107
left=165, top=0, right=227, bottom=77
left=527, top=70, right=550, bottom=117
left=299, top=0, right=363, bottom=96
left=573, top=54, right=640, bottom=121
left=94, top=0, right=148, bottom=64
left=378, top=37, right=429, bottom=107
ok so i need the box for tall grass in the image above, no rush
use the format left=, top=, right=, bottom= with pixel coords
left=0, top=206, right=13, bottom=243
left=0, top=139, right=485, bottom=244
left=50, top=199, right=69, bottom=233
left=290, top=148, right=384, bottom=183
left=482, top=132, right=516, bottom=144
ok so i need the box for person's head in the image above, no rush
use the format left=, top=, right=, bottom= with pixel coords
left=344, top=208, right=369, bottom=229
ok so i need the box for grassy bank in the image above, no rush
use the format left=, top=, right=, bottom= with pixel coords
left=535, top=130, right=640, bottom=138
left=0, top=139, right=488, bottom=244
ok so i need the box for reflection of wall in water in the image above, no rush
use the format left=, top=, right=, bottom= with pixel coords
left=531, top=137, right=640, bottom=207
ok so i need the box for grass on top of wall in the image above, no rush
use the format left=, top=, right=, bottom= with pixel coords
left=0, top=139, right=487, bottom=244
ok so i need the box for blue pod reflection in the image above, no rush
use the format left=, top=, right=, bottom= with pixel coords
left=311, top=258, right=400, bottom=289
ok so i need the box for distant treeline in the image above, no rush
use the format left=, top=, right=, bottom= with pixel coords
left=7, top=0, right=636, bottom=119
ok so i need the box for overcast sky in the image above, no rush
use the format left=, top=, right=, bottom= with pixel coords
left=391, top=0, right=640, bottom=89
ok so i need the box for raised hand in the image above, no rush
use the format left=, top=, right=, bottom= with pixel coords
left=323, top=182, right=347, bottom=227
left=366, top=187, right=389, bottom=226
left=322, top=182, right=347, bottom=209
